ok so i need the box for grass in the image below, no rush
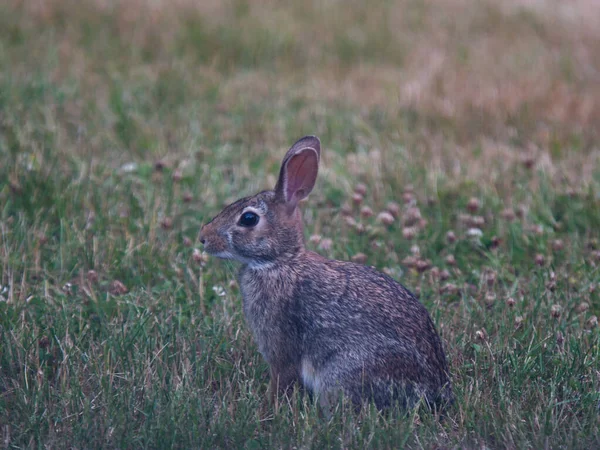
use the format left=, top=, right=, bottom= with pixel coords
left=1, top=0, right=600, bottom=447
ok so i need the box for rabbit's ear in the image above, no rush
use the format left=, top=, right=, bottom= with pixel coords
left=275, top=136, right=321, bottom=210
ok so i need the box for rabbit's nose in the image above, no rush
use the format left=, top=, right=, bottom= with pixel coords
left=199, top=228, right=206, bottom=245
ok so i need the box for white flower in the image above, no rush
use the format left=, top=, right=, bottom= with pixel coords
left=212, top=285, right=226, bottom=297
left=467, top=228, right=483, bottom=238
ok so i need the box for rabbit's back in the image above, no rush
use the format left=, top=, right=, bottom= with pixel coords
left=297, top=252, right=451, bottom=409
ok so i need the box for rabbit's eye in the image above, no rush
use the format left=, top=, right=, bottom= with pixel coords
left=238, top=211, right=259, bottom=227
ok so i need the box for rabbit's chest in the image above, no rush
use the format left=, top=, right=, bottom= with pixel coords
left=239, top=268, right=301, bottom=363
left=244, top=298, right=284, bottom=361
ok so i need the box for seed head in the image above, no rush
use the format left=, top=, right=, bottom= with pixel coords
left=87, top=270, right=99, bottom=283
left=551, top=304, right=562, bottom=319
left=351, top=253, right=368, bottom=264
left=587, top=316, right=598, bottom=329
left=446, top=231, right=457, bottom=244
left=459, top=214, right=485, bottom=228
left=467, top=197, right=481, bottom=213
left=507, top=297, right=516, bottom=308
left=109, top=280, right=128, bottom=296
left=501, top=208, right=516, bottom=221
left=440, top=269, right=451, bottom=281
left=535, top=254, right=545, bottom=266
left=38, top=336, right=50, bottom=349
left=370, top=240, right=383, bottom=250
left=61, top=282, right=73, bottom=295
left=183, top=191, right=193, bottom=203
left=340, top=203, right=353, bottom=216
left=515, top=315, right=524, bottom=328
left=576, top=302, right=590, bottom=313
left=344, top=217, right=357, bottom=227
left=491, top=236, right=501, bottom=249
left=403, top=207, right=422, bottom=227
left=530, top=224, right=544, bottom=235
left=192, top=248, right=208, bottom=264
left=352, top=193, right=364, bottom=205
left=354, top=183, right=368, bottom=196
left=445, top=254, right=457, bottom=266
left=485, top=293, right=496, bottom=305
left=402, top=191, right=415, bottom=204
left=475, top=329, right=487, bottom=341
left=360, top=206, right=374, bottom=218
left=160, top=217, right=173, bottom=230
left=552, top=239, right=564, bottom=252
left=172, top=169, right=183, bottom=182
left=402, top=227, right=417, bottom=240
left=309, top=234, right=322, bottom=245
left=402, top=256, right=418, bottom=268
left=440, top=283, right=459, bottom=295
left=386, top=201, right=401, bottom=218
left=471, top=216, right=485, bottom=228
left=416, top=259, right=432, bottom=273
left=377, top=211, right=395, bottom=226
left=318, top=238, right=333, bottom=251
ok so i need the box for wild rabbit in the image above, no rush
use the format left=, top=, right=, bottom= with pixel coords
left=200, top=136, right=453, bottom=411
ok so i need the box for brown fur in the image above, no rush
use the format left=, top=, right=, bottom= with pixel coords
left=200, top=136, right=453, bottom=412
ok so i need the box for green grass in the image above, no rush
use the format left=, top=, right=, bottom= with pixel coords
left=1, top=0, right=600, bottom=447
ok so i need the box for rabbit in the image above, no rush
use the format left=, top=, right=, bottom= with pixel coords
left=199, top=136, right=453, bottom=412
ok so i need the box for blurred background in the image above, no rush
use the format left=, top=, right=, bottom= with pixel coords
left=1, top=1, right=600, bottom=447
left=3, top=0, right=599, bottom=180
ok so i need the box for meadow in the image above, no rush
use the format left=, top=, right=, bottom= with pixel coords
left=1, top=0, right=599, bottom=447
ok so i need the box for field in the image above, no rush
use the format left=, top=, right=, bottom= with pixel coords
left=1, top=0, right=600, bottom=447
